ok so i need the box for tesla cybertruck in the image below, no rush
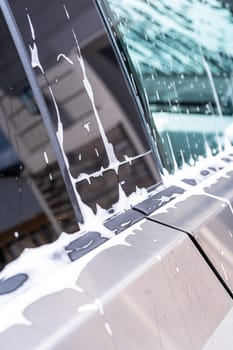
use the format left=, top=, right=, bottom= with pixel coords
left=0, top=0, right=233, bottom=349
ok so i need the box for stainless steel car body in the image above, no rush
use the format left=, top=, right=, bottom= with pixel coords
left=0, top=0, right=233, bottom=349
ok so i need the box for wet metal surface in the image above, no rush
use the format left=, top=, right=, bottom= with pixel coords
left=150, top=171, right=233, bottom=293
left=0, top=0, right=233, bottom=348
left=0, top=220, right=232, bottom=349
left=203, top=307, right=233, bottom=350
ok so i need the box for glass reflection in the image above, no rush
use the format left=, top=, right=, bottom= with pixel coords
left=99, top=0, right=233, bottom=173
left=0, top=0, right=158, bottom=270
left=0, top=10, right=81, bottom=269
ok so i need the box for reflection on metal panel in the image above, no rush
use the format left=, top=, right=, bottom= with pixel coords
left=203, top=307, right=233, bottom=350
left=150, top=166, right=233, bottom=293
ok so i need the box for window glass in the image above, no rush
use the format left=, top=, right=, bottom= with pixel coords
left=9, top=0, right=159, bottom=210
left=0, top=11, right=79, bottom=269
left=0, top=0, right=159, bottom=270
left=98, top=0, right=233, bottom=174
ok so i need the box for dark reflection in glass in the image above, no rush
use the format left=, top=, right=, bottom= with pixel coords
left=98, top=0, right=233, bottom=174
left=0, top=9, right=82, bottom=269
left=0, top=0, right=159, bottom=269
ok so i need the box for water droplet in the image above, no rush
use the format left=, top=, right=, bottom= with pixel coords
left=84, top=122, right=91, bottom=132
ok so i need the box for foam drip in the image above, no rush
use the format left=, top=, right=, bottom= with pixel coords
left=26, top=9, right=152, bottom=228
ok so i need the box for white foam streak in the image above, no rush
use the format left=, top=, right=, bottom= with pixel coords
left=57, top=53, right=74, bottom=65
left=78, top=303, right=98, bottom=313
left=121, top=220, right=131, bottom=227
left=112, top=185, right=148, bottom=214
left=75, top=151, right=151, bottom=184
left=72, top=29, right=119, bottom=166
left=26, top=14, right=98, bottom=227
left=27, top=13, right=35, bottom=40
left=63, top=4, right=70, bottom=19
left=43, top=151, right=49, bottom=165
left=162, top=147, right=228, bottom=188
left=198, top=44, right=230, bottom=150
left=166, top=132, right=178, bottom=172
left=200, top=45, right=222, bottom=118
left=105, top=322, right=113, bottom=336
left=46, top=85, right=98, bottom=226
left=95, top=148, right=99, bottom=157
left=29, top=43, right=44, bottom=74
left=221, top=262, right=229, bottom=281
left=84, top=122, right=91, bottom=132
left=94, top=298, right=104, bottom=315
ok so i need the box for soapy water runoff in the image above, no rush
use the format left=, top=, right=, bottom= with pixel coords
left=0, top=1, right=233, bottom=336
